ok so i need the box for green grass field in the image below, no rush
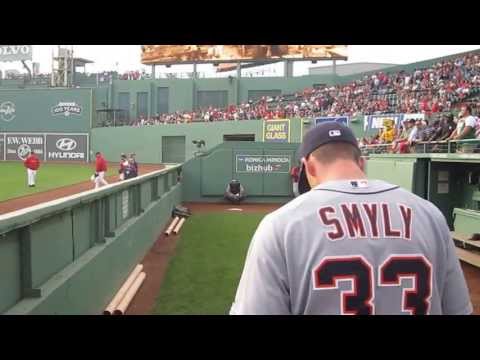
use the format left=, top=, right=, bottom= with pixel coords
left=0, top=162, right=116, bottom=202
left=153, top=212, right=267, bottom=315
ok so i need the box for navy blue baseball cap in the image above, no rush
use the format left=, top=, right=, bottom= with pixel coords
left=298, top=122, right=359, bottom=194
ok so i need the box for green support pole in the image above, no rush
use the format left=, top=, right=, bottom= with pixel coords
left=192, top=63, right=197, bottom=111
left=236, top=62, right=241, bottom=106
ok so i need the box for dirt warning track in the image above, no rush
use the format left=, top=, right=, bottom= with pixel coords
left=0, top=164, right=163, bottom=215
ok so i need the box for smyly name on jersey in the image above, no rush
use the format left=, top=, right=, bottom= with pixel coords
left=318, top=202, right=412, bottom=241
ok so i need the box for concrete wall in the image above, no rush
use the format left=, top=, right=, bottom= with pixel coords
left=112, top=79, right=194, bottom=116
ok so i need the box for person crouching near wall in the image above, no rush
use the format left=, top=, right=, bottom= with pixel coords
left=225, top=179, right=246, bottom=204
left=24, top=150, right=40, bottom=188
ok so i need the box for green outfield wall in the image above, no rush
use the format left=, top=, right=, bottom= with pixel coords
left=0, top=88, right=93, bottom=133
left=91, top=119, right=302, bottom=163
left=0, top=165, right=181, bottom=314
left=91, top=118, right=364, bottom=164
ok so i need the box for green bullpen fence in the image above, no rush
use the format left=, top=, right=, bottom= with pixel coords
left=182, top=141, right=300, bottom=203
left=365, top=152, right=480, bottom=231
left=0, top=164, right=182, bottom=315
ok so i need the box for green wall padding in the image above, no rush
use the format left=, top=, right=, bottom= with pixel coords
left=0, top=88, right=92, bottom=132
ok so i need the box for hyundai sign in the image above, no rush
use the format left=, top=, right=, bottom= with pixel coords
left=45, top=134, right=88, bottom=161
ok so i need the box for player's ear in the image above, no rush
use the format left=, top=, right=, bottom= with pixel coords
left=303, top=156, right=317, bottom=178
left=358, top=156, right=366, bottom=172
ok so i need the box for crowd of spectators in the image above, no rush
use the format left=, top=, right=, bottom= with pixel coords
left=119, top=70, right=151, bottom=81
left=129, top=98, right=293, bottom=126
left=124, top=51, right=480, bottom=127
left=359, top=105, right=480, bottom=154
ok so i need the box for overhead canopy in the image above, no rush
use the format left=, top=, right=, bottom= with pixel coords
left=74, top=58, right=94, bottom=67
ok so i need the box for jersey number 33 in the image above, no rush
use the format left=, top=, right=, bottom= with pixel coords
left=313, top=254, right=432, bottom=315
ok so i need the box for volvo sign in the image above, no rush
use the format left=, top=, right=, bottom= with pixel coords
left=0, top=45, right=32, bottom=62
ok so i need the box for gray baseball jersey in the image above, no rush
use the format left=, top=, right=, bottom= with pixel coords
left=230, top=179, right=472, bottom=315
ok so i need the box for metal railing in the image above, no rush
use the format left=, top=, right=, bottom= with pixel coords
left=362, top=139, right=480, bottom=156
left=361, top=143, right=392, bottom=156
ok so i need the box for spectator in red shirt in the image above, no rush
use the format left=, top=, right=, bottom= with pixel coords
left=24, top=150, right=40, bottom=187
left=94, top=152, right=109, bottom=189
left=290, top=164, right=301, bottom=197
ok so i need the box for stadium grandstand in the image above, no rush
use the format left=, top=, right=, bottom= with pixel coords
left=122, top=50, right=480, bottom=125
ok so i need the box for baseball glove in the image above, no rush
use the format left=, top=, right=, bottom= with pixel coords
left=469, top=233, right=480, bottom=241
left=172, top=205, right=192, bottom=218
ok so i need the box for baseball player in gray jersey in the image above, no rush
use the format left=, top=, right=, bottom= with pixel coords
left=230, top=122, right=472, bottom=315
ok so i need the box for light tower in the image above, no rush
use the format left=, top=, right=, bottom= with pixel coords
left=51, top=46, right=74, bottom=87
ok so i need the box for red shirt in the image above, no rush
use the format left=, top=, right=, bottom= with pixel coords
left=96, top=156, right=107, bottom=172
left=290, top=166, right=300, bottom=182
left=24, top=155, right=40, bottom=170
left=119, top=160, right=128, bottom=173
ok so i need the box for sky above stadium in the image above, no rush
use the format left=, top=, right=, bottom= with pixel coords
left=1, top=45, right=479, bottom=76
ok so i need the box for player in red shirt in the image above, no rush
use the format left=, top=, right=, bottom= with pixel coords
left=24, top=150, right=40, bottom=187
left=94, top=152, right=109, bottom=189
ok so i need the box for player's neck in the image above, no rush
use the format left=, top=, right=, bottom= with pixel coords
left=312, top=161, right=366, bottom=187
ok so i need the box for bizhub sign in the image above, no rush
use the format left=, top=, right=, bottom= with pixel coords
left=236, top=155, right=291, bottom=174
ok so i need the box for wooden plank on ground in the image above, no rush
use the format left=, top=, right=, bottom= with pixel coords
left=455, top=247, right=480, bottom=269
left=451, top=231, right=480, bottom=250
